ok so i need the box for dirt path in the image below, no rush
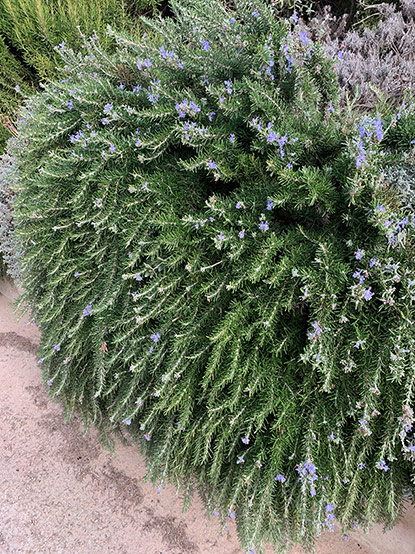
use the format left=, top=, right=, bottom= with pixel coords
left=0, top=286, right=414, bottom=554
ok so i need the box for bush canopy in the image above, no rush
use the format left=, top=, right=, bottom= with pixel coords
left=6, top=0, right=415, bottom=552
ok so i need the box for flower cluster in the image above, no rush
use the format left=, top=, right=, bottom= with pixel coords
left=296, top=460, right=318, bottom=496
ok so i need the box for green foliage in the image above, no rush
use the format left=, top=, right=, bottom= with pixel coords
left=7, top=0, right=415, bottom=552
left=0, top=0, right=147, bottom=80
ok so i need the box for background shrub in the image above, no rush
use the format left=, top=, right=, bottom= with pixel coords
left=5, top=0, right=415, bottom=552
left=304, top=0, right=415, bottom=110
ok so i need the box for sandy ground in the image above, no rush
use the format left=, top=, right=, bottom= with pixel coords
left=0, top=282, right=414, bottom=554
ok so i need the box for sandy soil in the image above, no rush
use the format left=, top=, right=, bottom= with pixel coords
left=0, top=283, right=414, bottom=554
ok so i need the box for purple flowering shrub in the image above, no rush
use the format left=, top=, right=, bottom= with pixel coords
left=8, top=0, right=415, bottom=552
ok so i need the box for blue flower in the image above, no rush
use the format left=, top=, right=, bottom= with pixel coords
left=364, top=287, right=374, bottom=301
left=291, top=11, right=298, bottom=23
left=83, top=304, right=92, bottom=317
left=259, top=221, right=269, bottom=232
left=208, top=111, right=216, bottom=122
left=242, top=436, right=249, bottom=444
left=298, top=31, right=311, bottom=45
left=252, top=9, right=259, bottom=17
left=229, top=133, right=235, bottom=143
left=355, top=248, right=363, bottom=260
left=151, top=332, right=161, bottom=343
left=103, top=103, right=113, bottom=113
left=135, top=274, right=142, bottom=281
left=236, top=455, right=245, bottom=464
left=338, top=50, right=344, bottom=60
left=372, top=118, right=383, bottom=141
left=376, top=460, right=389, bottom=471
left=14, top=84, right=20, bottom=92
left=207, top=160, right=217, bottom=170
left=47, top=380, right=53, bottom=386
left=218, top=232, right=224, bottom=242
left=238, top=229, right=245, bottom=239
left=53, top=344, right=61, bottom=351
left=275, top=474, right=286, bottom=483
left=67, top=100, right=73, bottom=110
left=230, top=17, right=236, bottom=24
left=74, top=271, right=80, bottom=277
left=235, top=201, right=242, bottom=209
left=266, top=199, right=274, bottom=210
left=266, top=129, right=277, bottom=143
left=144, top=433, right=151, bottom=441
left=326, top=503, right=334, bottom=512
left=358, top=462, right=365, bottom=470
left=202, top=40, right=210, bottom=51
left=124, top=418, right=131, bottom=425
left=109, top=144, right=116, bottom=152
left=224, top=79, right=232, bottom=94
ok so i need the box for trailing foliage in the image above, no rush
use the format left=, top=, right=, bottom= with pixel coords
left=6, top=0, right=415, bottom=552
left=0, top=0, right=161, bottom=273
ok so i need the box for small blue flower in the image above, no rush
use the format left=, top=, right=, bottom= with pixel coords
left=109, top=144, right=116, bottom=152
left=235, top=201, right=242, bottom=209
left=355, top=248, right=363, bottom=260
left=83, top=304, right=92, bottom=317
left=218, top=232, right=224, bottom=242
left=358, top=462, right=365, bottom=470
left=124, top=418, right=131, bottom=425
left=259, top=221, right=269, bottom=232
left=229, top=133, right=235, bottom=143
left=14, top=84, right=20, bottom=92
left=144, top=433, right=151, bottom=441
left=242, top=436, right=249, bottom=444
left=230, top=17, right=236, bottom=24
left=291, top=11, right=298, bottom=23
left=275, top=474, right=286, bottom=483
left=202, top=40, right=210, bottom=51
left=53, top=344, right=61, bottom=351
left=376, top=459, right=389, bottom=472
left=266, top=199, right=274, bottom=210
left=326, top=503, right=334, bottom=512
left=74, top=271, right=80, bottom=277
left=238, top=229, right=245, bottom=239
left=236, top=455, right=245, bottom=464
left=298, top=31, right=311, bottom=45
left=364, top=287, right=374, bottom=301
left=103, top=103, right=113, bottom=113
left=338, top=50, right=344, bottom=60
left=67, top=100, right=73, bottom=110
left=151, top=332, right=161, bottom=343
left=135, top=274, right=142, bottom=281
left=208, top=111, right=216, bottom=122
left=207, top=160, right=217, bottom=170
left=252, top=9, right=259, bottom=17
left=47, top=380, right=53, bottom=386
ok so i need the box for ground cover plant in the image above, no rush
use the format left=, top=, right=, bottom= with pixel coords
left=4, top=0, right=415, bottom=552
